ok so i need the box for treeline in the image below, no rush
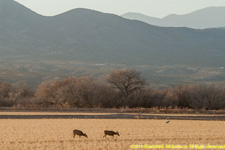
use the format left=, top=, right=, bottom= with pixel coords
left=0, top=69, right=225, bottom=110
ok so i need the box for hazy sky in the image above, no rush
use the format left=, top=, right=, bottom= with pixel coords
left=15, top=0, right=225, bottom=18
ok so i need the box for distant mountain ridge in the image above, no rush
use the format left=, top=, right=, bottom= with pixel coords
left=0, top=0, right=225, bottom=67
left=122, top=6, right=225, bottom=29
left=0, top=0, right=225, bottom=66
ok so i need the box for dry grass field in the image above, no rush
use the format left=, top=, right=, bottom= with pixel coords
left=0, top=119, right=225, bottom=150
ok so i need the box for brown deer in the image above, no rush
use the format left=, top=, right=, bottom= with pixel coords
left=103, top=130, right=120, bottom=138
left=73, top=129, right=88, bottom=138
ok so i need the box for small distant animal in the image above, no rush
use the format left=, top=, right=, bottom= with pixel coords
left=166, top=120, right=170, bottom=123
left=73, top=129, right=88, bottom=138
left=103, top=130, right=120, bottom=138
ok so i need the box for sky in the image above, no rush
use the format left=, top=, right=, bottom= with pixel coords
left=15, top=0, right=225, bottom=18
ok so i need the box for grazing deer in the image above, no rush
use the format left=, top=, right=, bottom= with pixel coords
left=103, top=130, right=120, bottom=138
left=73, top=129, right=88, bottom=138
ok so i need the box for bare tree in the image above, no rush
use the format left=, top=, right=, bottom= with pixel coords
left=35, top=77, right=99, bottom=108
left=35, top=79, right=59, bottom=106
left=18, top=84, right=34, bottom=98
left=189, top=84, right=223, bottom=110
left=0, top=82, right=14, bottom=106
left=0, top=82, right=12, bottom=99
left=106, top=68, right=146, bottom=107
left=95, top=85, right=120, bottom=108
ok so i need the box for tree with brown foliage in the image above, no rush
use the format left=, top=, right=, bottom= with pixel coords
left=107, top=68, right=146, bottom=107
left=0, top=82, right=14, bottom=106
left=35, top=77, right=100, bottom=108
left=0, top=82, right=12, bottom=99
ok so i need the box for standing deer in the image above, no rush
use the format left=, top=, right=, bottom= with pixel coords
left=73, top=129, right=88, bottom=138
left=103, top=130, right=120, bottom=138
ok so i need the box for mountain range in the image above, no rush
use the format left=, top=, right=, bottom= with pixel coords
left=122, top=7, right=225, bottom=29
left=0, top=0, right=225, bottom=87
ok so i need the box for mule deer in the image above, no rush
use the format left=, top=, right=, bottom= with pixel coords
left=73, top=129, right=88, bottom=138
left=103, top=130, right=120, bottom=138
